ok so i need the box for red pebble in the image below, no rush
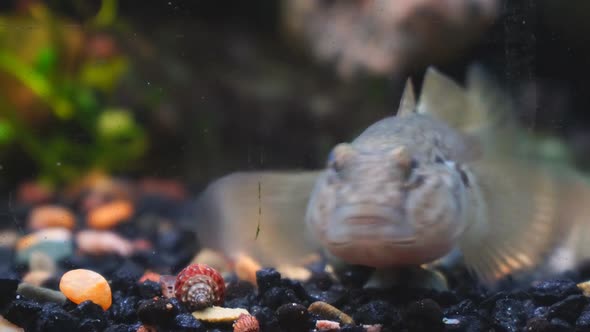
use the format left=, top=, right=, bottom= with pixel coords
left=174, top=263, right=225, bottom=310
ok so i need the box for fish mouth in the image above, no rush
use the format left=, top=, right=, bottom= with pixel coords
left=327, top=237, right=417, bottom=247
left=336, top=204, right=399, bottom=224
left=326, top=204, right=416, bottom=244
left=345, top=216, right=390, bottom=226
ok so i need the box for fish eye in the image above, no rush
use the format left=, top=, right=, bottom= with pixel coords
left=400, top=157, right=419, bottom=180
left=455, top=164, right=470, bottom=187
left=326, top=151, right=342, bottom=171
left=327, top=143, right=354, bottom=172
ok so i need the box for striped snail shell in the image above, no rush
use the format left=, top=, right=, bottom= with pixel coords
left=174, top=263, right=225, bottom=310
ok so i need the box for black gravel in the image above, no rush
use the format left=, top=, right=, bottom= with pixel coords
left=3, top=187, right=590, bottom=331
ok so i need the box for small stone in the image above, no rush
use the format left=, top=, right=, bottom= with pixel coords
left=137, top=297, right=180, bottom=326
left=37, top=303, right=79, bottom=332
left=17, top=181, right=53, bottom=205
left=405, top=299, right=444, bottom=332
left=226, top=280, right=256, bottom=300
left=16, top=228, right=73, bottom=265
left=443, top=317, right=461, bottom=325
left=276, top=303, right=313, bottom=332
left=191, top=306, right=250, bottom=323
left=444, top=315, right=489, bottom=331
left=550, top=318, right=572, bottom=331
left=250, top=305, right=280, bottom=331
left=444, top=299, right=477, bottom=316
left=576, top=304, right=590, bottom=329
left=174, top=313, right=205, bottom=331
left=260, top=286, right=300, bottom=309
left=305, top=282, right=347, bottom=305
left=136, top=325, right=157, bottom=332
left=16, top=228, right=71, bottom=251
left=316, top=319, right=340, bottom=330
left=362, top=324, right=383, bottom=332
left=87, top=200, right=134, bottom=230
left=0, top=230, right=18, bottom=247
left=232, top=314, right=260, bottom=332
left=104, top=323, right=142, bottom=332
left=138, top=280, right=162, bottom=299
left=59, top=269, right=112, bottom=310
left=139, top=271, right=161, bottom=283
left=110, top=260, right=143, bottom=294
left=534, top=306, right=550, bottom=318
left=353, top=300, right=400, bottom=326
left=109, top=294, right=139, bottom=324
left=28, top=205, right=76, bottom=230
left=281, top=278, right=310, bottom=302
left=16, top=283, right=67, bottom=304
left=256, top=268, right=282, bottom=293
left=531, top=279, right=581, bottom=305
left=524, top=317, right=557, bottom=332
left=276, top=264, right=312, bottom=282
left=71, top=300, right=108, bottom=331
left=492, top=298, right=526, bottom=332
left=3, top=299, right=42, bottom=330
left=76, top=230, right=134, bottom=257
left=547, top=294, right=587, bottom=323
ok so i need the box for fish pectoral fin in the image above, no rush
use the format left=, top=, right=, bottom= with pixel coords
left=194, top=171, right=322, bottom=266
left=459, top=161, right=563, bottom=285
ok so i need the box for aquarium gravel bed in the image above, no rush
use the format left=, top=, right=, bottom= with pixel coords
left=2, top=178, right=590, bottom=332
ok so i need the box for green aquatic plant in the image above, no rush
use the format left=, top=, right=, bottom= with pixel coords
left=0, top=0, right=147, bottom=186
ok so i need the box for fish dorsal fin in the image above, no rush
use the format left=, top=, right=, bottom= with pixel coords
left=194, top=171, right=322, bottom=266
left=466, top=65, right=511, bottom=130
left=417, top=67, right=468, bottom=129
left=465, top=64, right=520, bottom=155
left=396, top=78, right=416, bottom=117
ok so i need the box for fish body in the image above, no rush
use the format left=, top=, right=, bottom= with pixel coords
left=194, top=66, right=590, bottom=286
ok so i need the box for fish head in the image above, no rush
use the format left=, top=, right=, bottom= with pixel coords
left=305, top=142, right=471, bottom=267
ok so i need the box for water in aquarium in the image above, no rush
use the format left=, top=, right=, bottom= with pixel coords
left=0, top=1, right=590, bottom=331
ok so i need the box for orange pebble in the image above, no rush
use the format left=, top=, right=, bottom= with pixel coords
left=234, top=253, right=262, bottom=286
left=139, top=271, right=161, bottom=283
left=59, top=269, right=112, bottom=310
left=28, top=205, right=76, bottom=230
left=87, top=200, right=134, bottom=229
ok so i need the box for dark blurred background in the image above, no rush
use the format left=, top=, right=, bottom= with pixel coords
left=0, top=0, right=589, bottom=195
